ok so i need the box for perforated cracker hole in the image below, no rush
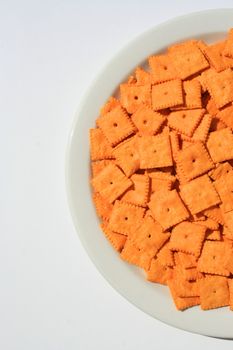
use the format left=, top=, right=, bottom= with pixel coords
left=113, top=123, right=118, bottom=127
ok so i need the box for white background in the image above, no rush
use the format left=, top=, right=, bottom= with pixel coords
left=1, top=1, right=233, bottom=349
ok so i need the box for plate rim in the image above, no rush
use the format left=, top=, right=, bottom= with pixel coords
left=65, top=8, right=233, bottom=339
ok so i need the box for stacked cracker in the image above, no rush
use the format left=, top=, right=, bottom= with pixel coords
left=90, top=29, right=233, bottom=311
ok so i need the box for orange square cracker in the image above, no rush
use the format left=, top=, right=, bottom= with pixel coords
left=138, top=134, right=173, bottom=169
left=176, top=142, right=214, bottom=181
left=152, top=79, right=183, bottom=110
left=130, top=216, right=170, bottom=256
left=120, top=84, right=151, bottom=114
left=96, top=105, right=136, bottom=146
left=199, top=276, right=229, bottom=310
left=180, top=175, right=220, bottom=214
left=170, top=45, right=209, bottom=79
left=170, top=221, right=206, bottom=256
left=197, top=241, right=231, bottom=276
left=148, top=54, right=178, bottom=83
left=207, top=128, right=233, bottom=163
left=131, top=106, right=166, bottom=136
left=148, top=189, right=189, bottom=230
left=108, top=200, right=145, bottom=235
left=91, top=164, right=133, bottom=203
left=168, top=109, right=205, bottom=137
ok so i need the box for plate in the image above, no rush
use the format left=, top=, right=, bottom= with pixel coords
left=66, top=9, right=233, bottom=339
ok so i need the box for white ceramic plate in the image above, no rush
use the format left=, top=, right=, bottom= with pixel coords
left=66, top=9, right=233, bottom=339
